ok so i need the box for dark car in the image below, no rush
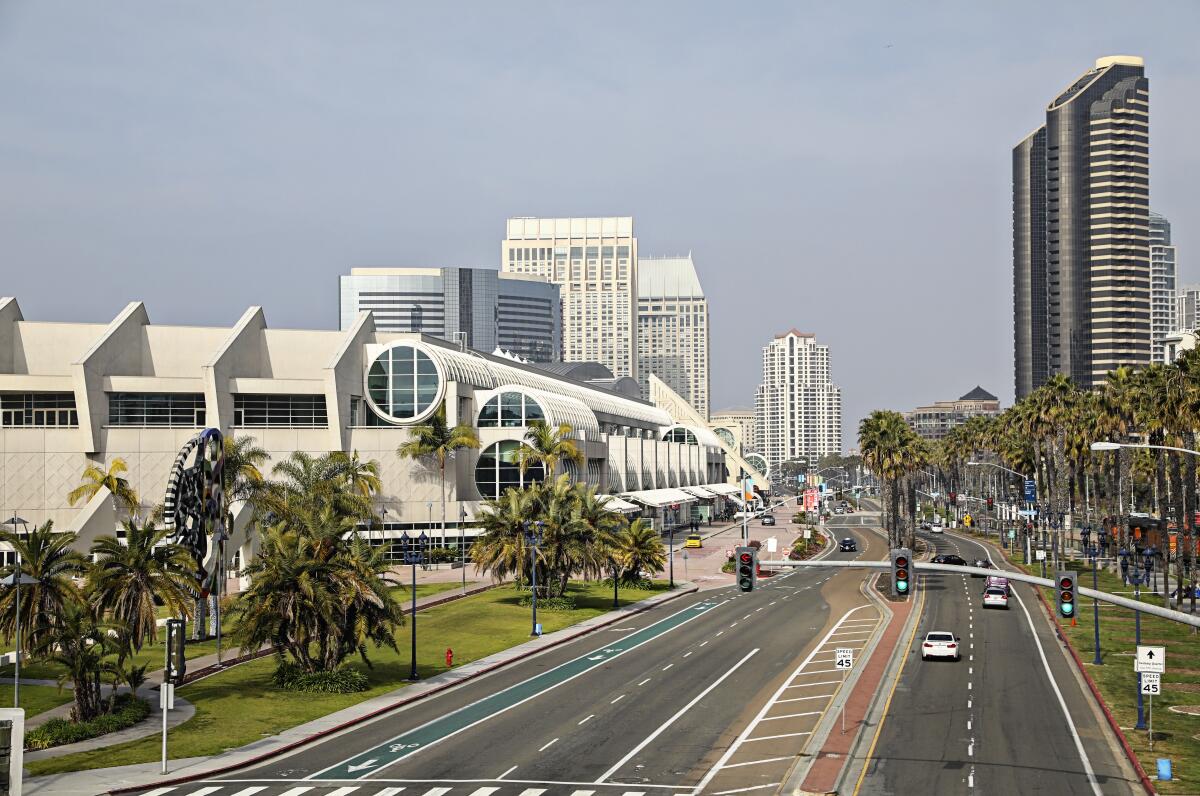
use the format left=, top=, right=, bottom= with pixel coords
left=971, top=558, right=996, bottom=576
left=761, top=514, right=776, bottom=526
left=839, top=538, right=857, bottom=552
left=931, top=554, right=967, bottom=566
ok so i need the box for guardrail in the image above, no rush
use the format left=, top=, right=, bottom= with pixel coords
left=756, top=559, right=1200, bottom=629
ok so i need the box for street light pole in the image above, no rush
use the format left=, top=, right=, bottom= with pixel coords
left=524, top=521, right=544, bottom=637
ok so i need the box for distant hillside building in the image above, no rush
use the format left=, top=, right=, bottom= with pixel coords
left=904, top=387, right=1002, bottom=441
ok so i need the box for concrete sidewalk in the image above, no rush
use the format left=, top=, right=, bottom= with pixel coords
left=27, top=582, right=700, bottom=796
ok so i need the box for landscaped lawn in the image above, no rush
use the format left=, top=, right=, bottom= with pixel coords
left=960, top=528, right=1200, bottom=794
left=26, top=579, right=667, bottom=775
left=0, top=684, right=75, bottom=720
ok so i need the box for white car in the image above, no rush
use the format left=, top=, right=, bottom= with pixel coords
left=921, top=630, right=960, bottom=661
left=982, top=586, right=1009, bottom=609
left=929, top=524, right=944, bottom=534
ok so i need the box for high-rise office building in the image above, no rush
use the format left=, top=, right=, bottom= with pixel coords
left=502, top=217, right=637, bottom=379
left=1013, top=55, right=1150, bottom=397
left=755, top=330, right=842, bottom=471
left=339, top=267, right=561, bottom=362
left=636, top=254, right=709, bottom=417
left=1150, top=212, right=1177, bottom=361
left=1178, top=284, right=1200, bottom=332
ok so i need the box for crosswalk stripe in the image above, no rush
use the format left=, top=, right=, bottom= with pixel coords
left=516, top=789, right=546, bottom=796
left=278, top=788, right=316, bottom=796
left=621, top=791, right=646, bottom=796
left=228, top=789, right=268, bottom=796
left=373, top=790, right=405, bottom=796
left=569, top=791, right=596, bottom=796
left=183, top=788, right=222, bottom=796
left=421, top=789, right=452, bottom=796
left=466, top=789, right=499, bottom=796
left=138, top=789, right=178, bottom=796
left=326, top=788, right=362, bottom=796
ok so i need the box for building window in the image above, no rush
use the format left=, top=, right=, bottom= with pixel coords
left=233, top=394, right=328, bottom=428
left=0, top=393, right=78, bottom=428
left=108, top=393, right=205, bottom=427
left=663, top=427, right=698, bottom=444
left=474, top=441, right=545, bottom=499
left=366, top=343, right=442, bottom=423
left=477, top=391, right=545, bottom=428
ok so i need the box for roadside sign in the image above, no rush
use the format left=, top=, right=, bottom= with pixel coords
left=804, top=528, right=812, bottom=539
left=1024, top=479, right=1037, bottom=502
left=1035, top=549, right=1047, bottom=561
left=1136, top=645, right=1166, bottom=674
left=766, top=537, right=778, bottom=553
left=1018, top=509, right=1038, bottom=517
left=1008, top=530, right=1016, bottom=539
left=1140, top=672, right=1162, bottom=695
left=835, top=648, right=854, bottom=669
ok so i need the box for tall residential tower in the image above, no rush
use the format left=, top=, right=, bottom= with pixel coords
left=502, top=217, right=637, bottom=379
left=636, top=254, right=710, bottom=417
left=755, top=330, right=842, bottom=471
left=1013, top=55, right=1150, bottom=396
left=1150, top=211, right=1177, bottom=360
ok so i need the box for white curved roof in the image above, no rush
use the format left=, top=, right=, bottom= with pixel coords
left=480, top=384, right=601, bottom=439
left=420, top=341, right=671, bottom=427
left=661, top=423, right=724, bottom=449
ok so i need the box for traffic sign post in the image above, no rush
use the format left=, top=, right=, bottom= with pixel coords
left=1136, top=645, right=1165, bottom=739
left=835, top=648, right=854, bottom=734
left=1140, top=671, right=1161, bottom=749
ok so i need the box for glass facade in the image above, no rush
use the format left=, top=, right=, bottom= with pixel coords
left=366, top=344, right=441, bottom=422
left=474, top=440, right=544, bottom=499
left=0, top=393, right=78, bottom=428
left=232, top=394, right=328, bottom=428
left=107, top=393, right=205, bottom=427
left=477, top=391, right=545, bottom=428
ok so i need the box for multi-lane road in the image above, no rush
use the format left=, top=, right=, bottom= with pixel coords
left=122, top=514, right=885, bottom=796
left=858, top=528, right=1140, bottom=795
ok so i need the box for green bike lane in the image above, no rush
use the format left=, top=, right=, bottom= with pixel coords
left=311, top=596, right=729, bottom=781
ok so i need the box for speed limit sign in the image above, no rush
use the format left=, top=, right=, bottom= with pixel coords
left=1141, top=672, right=1161, bottom=695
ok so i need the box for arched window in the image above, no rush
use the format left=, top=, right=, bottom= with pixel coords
left=713, top=427, right=736, bottom=448
left=477, top=391, right=546, bottom=428
left=663, top=427, right=698, bottom=445
left=474, top=441, right=546, bottom=499
left=365, top=344, right=441, bottom=422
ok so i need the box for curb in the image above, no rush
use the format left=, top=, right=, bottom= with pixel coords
left=951, top=530, right=1156, bottom=796
left=105, top=583, right=700, bottom=795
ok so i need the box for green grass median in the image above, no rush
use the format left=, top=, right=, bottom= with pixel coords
left=26, top=579, right=667, bottom=776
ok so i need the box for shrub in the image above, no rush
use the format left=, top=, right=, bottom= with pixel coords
left=271, top=662, right=370, bottom=694
left=517, top=595, right=576, bottom=611
left=25, top=694, right=150, bottom=751
left=721, top=560, right=735, bottom=574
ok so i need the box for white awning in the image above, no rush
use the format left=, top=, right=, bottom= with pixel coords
left=599, top=495, right=641, bottom=514
left=623, top=488, right=697, bottom=508
left=704, top=483, right=740, bottom=496
left=681, top=486, right=718, bottom=499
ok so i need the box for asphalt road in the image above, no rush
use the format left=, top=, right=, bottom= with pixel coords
left=856, top=529, right=1140, bottom=796
left=120, top=516, right=883, bottom=796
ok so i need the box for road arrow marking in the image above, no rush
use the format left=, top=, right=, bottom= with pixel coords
left=347, top=759, right=378, bottom=772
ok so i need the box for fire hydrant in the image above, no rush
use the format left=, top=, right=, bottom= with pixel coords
left=445, top=648, right=454, bottom=667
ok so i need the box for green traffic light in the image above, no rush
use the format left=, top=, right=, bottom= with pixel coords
left=897, top=580, right=908, bottom=592
left=1061, top=602, right=1073, bottom=616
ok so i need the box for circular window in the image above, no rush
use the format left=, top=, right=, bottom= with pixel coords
left=365, top=344, right=443, bottom=423
left=475, top=441, right=545, bottom=500
left=745, top=453, right=770, bottom=476
left=713, top=427, right=736, bottom=448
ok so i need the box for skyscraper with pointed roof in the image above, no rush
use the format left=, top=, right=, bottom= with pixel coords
left=636, top=254, right=709, bottom=417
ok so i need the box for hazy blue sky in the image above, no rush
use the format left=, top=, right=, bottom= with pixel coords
left=3, top=1, right=1198, bottom=444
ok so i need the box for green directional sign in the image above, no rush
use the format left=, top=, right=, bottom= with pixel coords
left=313, top=598, right=723, bottom=780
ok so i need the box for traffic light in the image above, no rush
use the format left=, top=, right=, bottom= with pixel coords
left=1056, top=571, right=1077, bottom=621
left=890, top=548, right=912, bottom=597
left=986, top=496, right=994, bottom=511
left=736, top=546, right=757, bottom=592
left=949, top=492, right=957, bottom=505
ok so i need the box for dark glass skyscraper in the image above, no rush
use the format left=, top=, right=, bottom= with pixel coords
left=1013, top=56, right=1150, bottom=397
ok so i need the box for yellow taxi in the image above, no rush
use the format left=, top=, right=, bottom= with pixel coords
left=684, top=534, right=703, bottom=549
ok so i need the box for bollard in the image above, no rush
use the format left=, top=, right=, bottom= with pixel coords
left=1157, top=759, right=1172, bottom=781
left=445, top=647, right=453, bottom=667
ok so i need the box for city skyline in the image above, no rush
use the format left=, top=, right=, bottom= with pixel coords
left=3, top=3, right=1199, bottom=444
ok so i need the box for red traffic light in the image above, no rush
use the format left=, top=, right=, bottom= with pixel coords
left=739, top=553, right=753, bottom=564
left=895, top=556, right=908, bottom=568
left=1059, top=576, right=1073, bottom=590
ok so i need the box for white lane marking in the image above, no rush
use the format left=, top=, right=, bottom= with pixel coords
left=967, top=719, right=972, bottom=730
left=327, top=789, right=363, bottom=796
left=968, top=738, right=975, bottom=757
left=517, top=790, right=547, bottom=796
left=730, top=622, right=739, bottom=628
left=721, top=755, right=794, bottom=769
left=182, top=789, right=221, bottom=796
left=794, top=668, right=841, bottom=675
left=769, top=601, right=777, bottom=606
left=968, top=699, right=972, bottom=708
left=278, top=788, right=318, bottom=796
left=716, top=631, right=725, bottom=636
left=693, top=605, right=875, bottom=794
left=786, top=680, right=840, bottom=688
left=373, top=790, right=404, bottom=796
left=761, top=711, right=821, bottom=721
left=140, top=790, right=183, bottom=796
left=969, top=667, right=973, bottom=675
left=471, top=788, right=502, bottom=796
left=538, top=737, right=559, bottom=752
left=742, top=731, right=812, bottom=742
left=662, top=663, right=674, bottom=671
left=612, top=694, right=626, bottom=704
left=969, top=772, right=975, bottom=788
left=828, top=630, right=874, bottom=637
left=777, top=694, right=836, bottom=703
left=569, top=791, right=596, bottom=796
left=596, top=648, right=760, bottom=782
left=710, top=784, right=781, bottom=795
left=755, top=607, right=764, bottom=612
left=638, top=678, right=651, bottom=686
left=699, top=641, right=709, bottom=647
left=683, top=651, right=693, bottom=658
left=228, top=789, right=268, bottom=796
left=743, top=614, right=752, bottom=620
left=578, top=714, right=595, bottom=725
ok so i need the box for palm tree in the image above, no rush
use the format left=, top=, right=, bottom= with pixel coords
left=396, top=405, right=480, bottom=549
left=0, top=522, right=87, bottom=649
left=223, top=434, right=270, bottom=507
left=471, top=486, right=538, bottom=587
left=607, top=518, right=666, bottom=583
left=263, top=451, right=374, bottom=524
left=518, top=419, right=584, bottom=479
left=87, top=519, right=197, bottom=650
left=67, top=458, right=139, bottom=514
left=333, top=450, right=382, bottom=502
left=30, top=598, right=118, bottom=723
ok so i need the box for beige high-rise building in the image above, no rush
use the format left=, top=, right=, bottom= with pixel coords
left=755, top=330, right=842, bottom=471
left=502, top=217, right=637, bottom=379
left=637, top=254, right=709, bottom=418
